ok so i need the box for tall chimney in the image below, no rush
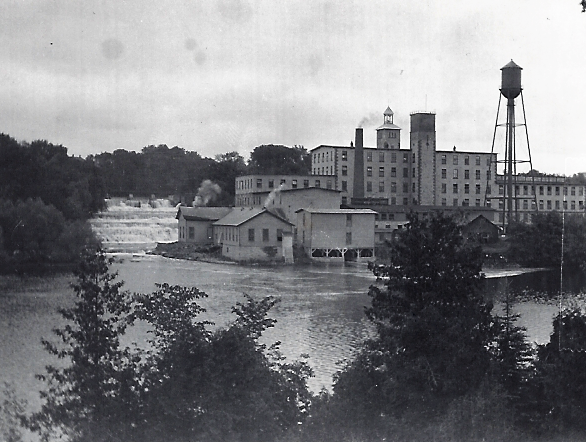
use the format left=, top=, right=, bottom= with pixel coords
left=352, top=128, right=364, bottom=200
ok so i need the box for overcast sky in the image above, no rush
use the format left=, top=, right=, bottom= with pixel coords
left=2, top=0, right=585, bottom=175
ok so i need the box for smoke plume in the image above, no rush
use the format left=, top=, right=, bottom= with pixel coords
left=357, top=112, right=380, bottom=128
left=193, top=180, right=222, bottom=206
left=263, top=183, right=286, bottom=208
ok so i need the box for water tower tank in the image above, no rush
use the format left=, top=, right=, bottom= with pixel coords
left=500, top=60, right=522, bottom=99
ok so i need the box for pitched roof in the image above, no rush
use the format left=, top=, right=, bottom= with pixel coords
left=376, top=122, right=401, bottom=131
left=501, top=60, right=522, bottom=70
left=176, top=206, right=232, bottom=221
left=213, top=207, right=294, bottom=227
left=295, top=208, right=377, bottom=215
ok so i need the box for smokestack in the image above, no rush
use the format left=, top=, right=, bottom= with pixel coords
left=353, top=128, right=364, bottom=200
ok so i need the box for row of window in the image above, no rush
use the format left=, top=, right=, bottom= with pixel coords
left=440, top=154, right=491, bottom=166
left=242, top=177, right=335, bottom=192
left=441, top=169, right=490, bottom=180
left=243, top=228, right=283, bottom=242
left=498, top=184, right=584, bottom=197
left=338, top=150, right=411, bottom=163
left=313, top=166, right=334, bottom=175
left=374, top=213, right=396, bottom=221
left=314, top=151, right=333, bottom=163
left=441, top=183, right=491, bottom=195
left=342, top=180, right=413, bottom=194
left=363, top=166, right=414, bottom=178
left=440, top=198, right=484, bottom=207
left=365, top=151, right=411, bottom=163
left=493, top=199, right=584, bottom=211
left=538, top=200, right=583, bottom=211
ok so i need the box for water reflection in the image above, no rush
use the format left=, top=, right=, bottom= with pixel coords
left=113, top=258, right=377, bottom=392
left=486, top=269, right=586, bottom=345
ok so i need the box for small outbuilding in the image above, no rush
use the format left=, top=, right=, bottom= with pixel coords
left=213, top=207, right=294, bottom=262
left=462, top=214, right=501, bottom=244
left=176, top=206, right=232, bottom=244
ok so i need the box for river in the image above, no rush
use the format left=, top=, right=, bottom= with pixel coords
left=2, top=254, right=583, bottom=410
left=2, top=203, right=585, bottom=425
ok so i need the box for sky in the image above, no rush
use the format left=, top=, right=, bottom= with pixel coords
left=1, top=0, right=586, bottom=175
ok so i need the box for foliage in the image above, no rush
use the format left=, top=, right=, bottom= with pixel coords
left=31, top=250, right=313, bottom=442
left=307, top=212, right=498, bottom=440
left=91, top=146, right=247, bottom=205
left=365, top=212, right=494, bottom=406
left=489, top=291, right=535, bottom=427
left=0, top=198, right=100, bottom=271
left=248, top=144, right=311, bottom=175
left=0, top=134, right=106, bottom=220
left=29, top=249, right=138, bottom=442
left=0, top=384, right=26, bottom=442
left=529, top=309, right=586, bottom=435
left=132, top=289, right=313, bottom=442
left=507, top=212, right=586, bottom=271
left=0, top=133, right=105, bottom=272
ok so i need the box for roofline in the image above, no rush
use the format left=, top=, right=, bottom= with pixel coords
left=241, top=187, right=342, bottom=195
left=295, top=208, right=377, bottom=214
left=436, top=150, right=495, bottom=155
left=214, top=208, right=294, bottom=227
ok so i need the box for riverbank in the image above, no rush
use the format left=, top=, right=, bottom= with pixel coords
left=149, top=241, right=314, bottom=266
left=148, top=242, right=233, bottom=264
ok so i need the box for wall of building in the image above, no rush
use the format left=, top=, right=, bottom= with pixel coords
left=311, top=144, right=415, bottom=206
left=235, top=174, right=333, bottom=206
left=178, top=218, right=213, bottom=244
left=297, top=210, right=375, bottom=250
left=214, top=212, right=292, bottom=261
left=264, top=189, right=341, bottom=222
left=435, top=151, right=496, bottom=209
left=488, top=175, right=586, bottom=225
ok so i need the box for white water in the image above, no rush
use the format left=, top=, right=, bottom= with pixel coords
left=90, top=199, right=178, bottom=252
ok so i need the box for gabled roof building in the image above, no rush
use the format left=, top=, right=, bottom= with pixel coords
left=212, top=207, right=294, bottom=262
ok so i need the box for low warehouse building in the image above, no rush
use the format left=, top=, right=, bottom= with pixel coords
left=213, top=207, right=294, bottom=262
left=296, top=208, right=376, bottom=261
left=176, top=206, right=232, bottom=244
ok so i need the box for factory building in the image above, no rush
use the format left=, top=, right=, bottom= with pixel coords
left=310, top=109, right=496, bottom=214
left=488, top=174, right=586, bottom=225
left=234, top=104, right=585, bottom=235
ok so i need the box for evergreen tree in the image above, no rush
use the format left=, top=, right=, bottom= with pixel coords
left=29, top=249, right=139, bottom=441
left=530, top=309, right=586, bottom=435
left=133, top=289, right=313, bottom=442
left=334, top=212, right=496, bottom=422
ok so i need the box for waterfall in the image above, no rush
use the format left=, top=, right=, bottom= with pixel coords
left=90, top=199, right=178, bottom=252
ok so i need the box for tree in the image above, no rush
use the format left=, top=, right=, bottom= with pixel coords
left=0, top=198, right=100, bottom=271
left=31, top=250, right=313, bottom=441
left=29, top=249, right=139, bottom=442
left=0, top=384, right=26, bottom=442
left=530, top=309, right=586, bottom=435
left=507, top=212, right=586, bottom=271
left=133, top=290, right=313, bottom=442
left=248, top=144, right=311, bottom=175
left=334, top=213, right=496, bottom=421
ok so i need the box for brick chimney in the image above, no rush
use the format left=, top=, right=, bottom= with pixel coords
left=352, top=128, right=364, bottom=199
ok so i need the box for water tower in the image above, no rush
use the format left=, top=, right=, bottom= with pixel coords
left=488, top=60, right=537, bottom=230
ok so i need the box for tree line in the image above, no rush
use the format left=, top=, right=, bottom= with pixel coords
left=89, top=143, right=310, bottom=203
left=0, top=134, right=105, bottom=271
left=0, top=131, right=310, bottom=271
left=3, top=213, right=586, bottom=441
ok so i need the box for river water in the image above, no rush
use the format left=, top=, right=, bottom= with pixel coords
left=2, top=254, right=583, bottom=411
left=2, top=204, right=585, bottom=424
